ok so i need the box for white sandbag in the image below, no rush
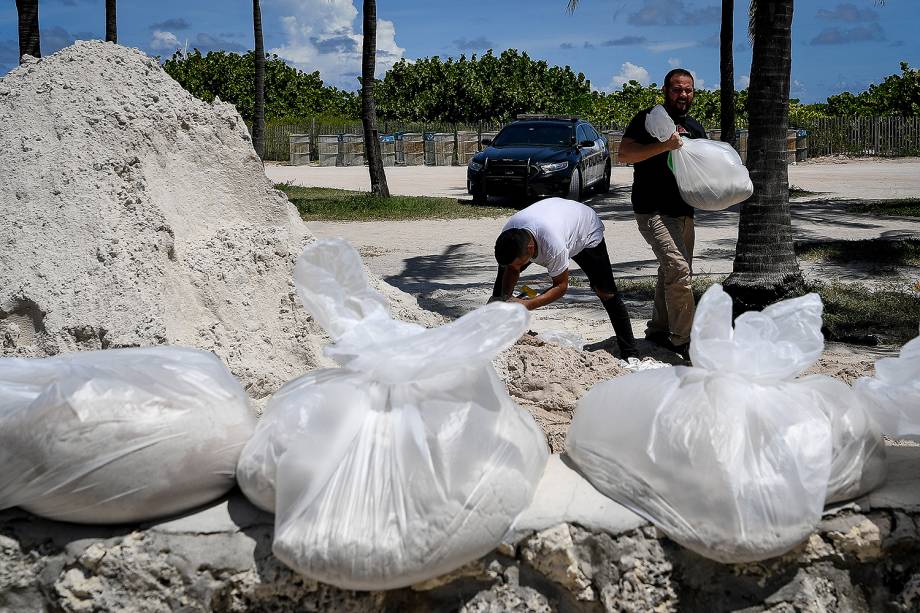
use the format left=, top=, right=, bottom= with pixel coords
left=854, top=333, right=920, bottom=436
left=0, top=347, right=255, bottom=524
left=645, top=104, right=753, bottom=210
left=670, top=138, right=753, bottom=210
left=567, top=284, right=834, bottom=563
left=236, top=238, right=549, bottom=591
left=803, top=375, right=887, bottom=503
left=537, top=330, right=585, bottom=350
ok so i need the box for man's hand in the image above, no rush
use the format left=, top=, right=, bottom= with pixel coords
left=664, top=131, right=683, bottom=151
left=618, top=135, right=681, bottom=164
left=508, top=296, right=534, bottom=310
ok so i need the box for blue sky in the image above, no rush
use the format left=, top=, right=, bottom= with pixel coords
left=0, top=0, right=916, bottom=104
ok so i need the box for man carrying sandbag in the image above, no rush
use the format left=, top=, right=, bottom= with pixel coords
left=618, top=68, right=707, bottom=360
left=489, top=197, right=637, bottom=360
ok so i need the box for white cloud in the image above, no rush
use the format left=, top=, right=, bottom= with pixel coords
left=269, top=0, right=405, bottom=89
left=646, top=41, right=696, bottom=53
left=667, top=57, right=681, bottom=68
left=687, top=69, right=705, bottom=90
left=737, top=74, right=750, bottom=89
left=607, top=62, right=651, bottom=91
left=150, top=30, right=181, bottom=52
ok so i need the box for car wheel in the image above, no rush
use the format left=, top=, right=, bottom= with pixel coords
left=567, top=168, right=582, bottom=202
left=472, top=191, right=487, bottom=205
left=597, top=162, right=611, bottom=194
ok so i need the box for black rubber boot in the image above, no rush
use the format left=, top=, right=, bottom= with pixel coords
left=601, top=295, right=637, bottom=359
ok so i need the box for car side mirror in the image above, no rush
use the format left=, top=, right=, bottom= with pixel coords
left=579, top=140, right=595, bottom=148
left=481, top=138, right=492, bottom=146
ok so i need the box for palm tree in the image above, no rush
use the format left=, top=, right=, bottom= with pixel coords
left=252, top=0, right=265, bottom=160
left=361, top=0, right=390, bottom=197
left=722, top=0, right=805, bottom=309
left=105, top=0, right=116, bottom=43
left=720, top=0, right=735, bottom=147
left=15, top=0, right=41, bottom=60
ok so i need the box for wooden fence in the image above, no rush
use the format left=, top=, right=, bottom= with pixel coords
left=260, top=116, right=920, bottom=163
left=262, top=120, right=505, bottom=162
left=801, top=116, right=920, bottom=158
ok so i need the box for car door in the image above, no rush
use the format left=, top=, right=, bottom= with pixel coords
left=577, top=124, right=599, bottom=186
left=586, top=124, right=606, bottom=180
left=575, top=124, right=593, bottom=185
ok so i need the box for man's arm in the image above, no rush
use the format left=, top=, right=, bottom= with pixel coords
left=617, top=132, right=683, bottom=164
left=498, top=265, right=520, bottom=300
left=514, top=269, right=568, bottom=311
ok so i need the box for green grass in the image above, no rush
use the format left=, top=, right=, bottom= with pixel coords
left=844, top=198, right=920, bottom=217
left=617, top=275, right=723, bottom=302
left=796, top=238, right=920, bottom=268
left=814, top=281, right=920, bottom=345
left=617, top=274, right=919, bottom=345
left=789, top=184, right=819, bottom=198
left=276, top=184, right=515, bottom=221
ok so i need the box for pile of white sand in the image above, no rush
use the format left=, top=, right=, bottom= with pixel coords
left=0, top=41, right=440, bottom=403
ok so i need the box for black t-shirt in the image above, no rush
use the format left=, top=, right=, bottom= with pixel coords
left=623, top=107, right=708, bottom=217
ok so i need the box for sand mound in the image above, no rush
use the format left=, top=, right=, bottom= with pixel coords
left=496, top=334, right=628, bottom=451
left=0, top=41, right=440, bottom=402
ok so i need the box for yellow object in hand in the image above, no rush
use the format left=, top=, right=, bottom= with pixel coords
left=518, top=285, right=538, bottom=299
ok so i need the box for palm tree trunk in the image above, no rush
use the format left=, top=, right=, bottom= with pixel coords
left=723, top=0, right=805, bottom=311
left=252, top=0, right=265, bottom=160
left=362, top=0, right=390, bottom=197
left=15, top=0, right=41, bottom=60
left=719, top=0, right=735, bottom=147
left=105, top=0, right=117, bottom=43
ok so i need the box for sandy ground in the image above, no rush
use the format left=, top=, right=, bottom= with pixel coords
left=265, top=158, right=920, bottom=375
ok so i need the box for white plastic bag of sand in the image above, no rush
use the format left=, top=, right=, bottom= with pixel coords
left=0, top=346, right=256, bottom=523
left=236, top=238, right=549, bottom=590
left=567, top=284, right=883, bottom=563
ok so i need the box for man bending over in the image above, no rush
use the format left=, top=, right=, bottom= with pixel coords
left=490, top=197, right=637, bottom=360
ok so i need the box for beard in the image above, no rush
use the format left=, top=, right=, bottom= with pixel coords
left=665, top=99, right=692, bottom=118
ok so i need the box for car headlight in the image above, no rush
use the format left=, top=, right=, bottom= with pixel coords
left=468, top=160, right=484, bottom=171
left=538, top=161, right=568, bottom=174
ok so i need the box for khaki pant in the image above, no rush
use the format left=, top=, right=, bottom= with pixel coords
left=635, top=213, right=695, bottom=346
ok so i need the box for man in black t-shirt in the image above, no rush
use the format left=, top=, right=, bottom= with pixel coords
left=618, top=68, right=707, bottom=359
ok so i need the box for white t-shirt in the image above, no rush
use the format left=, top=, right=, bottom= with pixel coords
left=502, top=197, right=605, bottom=277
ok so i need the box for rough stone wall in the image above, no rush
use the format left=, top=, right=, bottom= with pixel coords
left=3, top=493, right=919, bottom=612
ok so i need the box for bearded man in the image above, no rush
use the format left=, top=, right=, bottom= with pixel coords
left=617, top=68, right=707, bottom=360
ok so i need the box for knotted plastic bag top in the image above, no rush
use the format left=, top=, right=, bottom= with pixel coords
left=294, top=239, right=529, bottom=384
left=690, top=284, right=824, bottom=381
left=645, top=104, right=676, bottom=142
left=873, top=333, right=920, bottom=386
left=854, top=327, right=920, bottom=436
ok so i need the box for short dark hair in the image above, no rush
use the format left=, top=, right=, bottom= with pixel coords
left=663, top=68, right=694, bottom=90
left=495, top=228, right=531, bottom=266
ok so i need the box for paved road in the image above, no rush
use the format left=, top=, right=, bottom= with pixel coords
left=265, top=158, right=920, bottom=342
left=266, top=156, right=920, bottom=201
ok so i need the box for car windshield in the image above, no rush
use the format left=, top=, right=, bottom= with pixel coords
left=492, top=123, right=573, bottom=147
